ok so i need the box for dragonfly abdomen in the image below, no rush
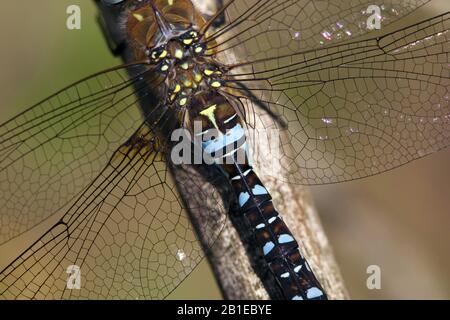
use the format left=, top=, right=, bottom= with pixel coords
left=226, top=162, right=328, bottom=300
left=189, top=92, right=327, bottom=300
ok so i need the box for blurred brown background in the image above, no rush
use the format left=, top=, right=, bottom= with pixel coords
left=0, top=0, right=448, bottom=299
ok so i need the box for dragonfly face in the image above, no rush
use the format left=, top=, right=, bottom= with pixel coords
left=125, top=0, right=206, bottom=53
left=0, top=0, right=448, bottom=300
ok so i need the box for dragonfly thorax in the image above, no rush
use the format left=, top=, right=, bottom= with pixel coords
left=124, top=1, right=227, bottom=110
left=145, top=30, right=226, bottom=109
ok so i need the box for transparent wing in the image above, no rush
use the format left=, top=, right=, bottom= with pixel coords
left=0, top=63, right=153, bottom=244
left=206, top=0, right=430, bottom=61
left=0, top=121, right=226, bottom=299
left=220, top=12, right=450, bottom=184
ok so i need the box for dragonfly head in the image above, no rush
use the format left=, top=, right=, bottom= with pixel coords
left=126, top=0, right=206, bottom=57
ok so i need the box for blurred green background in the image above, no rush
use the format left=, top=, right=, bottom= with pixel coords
left=0, top=0, right=448, bottom=299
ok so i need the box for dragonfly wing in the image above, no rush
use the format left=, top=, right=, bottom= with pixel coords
left=0, top=63, right=154, bottom=244
left=0, top=120, right=227, bottom=299
left=223, top=12, right=450, bottom=184
left=207, top=0, right=431, bottom=61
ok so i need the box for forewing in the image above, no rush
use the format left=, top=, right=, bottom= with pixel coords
left=224, top=12, right=450, bottom=184
left=0, top=63, right=152, bottom=243
left=206, top=0, right=430, bottom=62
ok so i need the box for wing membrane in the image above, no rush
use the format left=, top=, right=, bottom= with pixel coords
left=206, top=0, right=430, bottom=62
left=224, top=12, right=450, bottom=184
left=0, top=120, right=226, bottom=299
left=0, top=63, right=152, bottom=244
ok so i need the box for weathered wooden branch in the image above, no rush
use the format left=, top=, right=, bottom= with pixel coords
left=95, top=0, right=348, bottom=300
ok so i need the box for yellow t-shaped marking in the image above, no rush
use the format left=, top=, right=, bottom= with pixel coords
left=200, top=104, right=218, bottom=129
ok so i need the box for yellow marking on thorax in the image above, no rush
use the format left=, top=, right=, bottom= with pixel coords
left=179, top=97, right=188, bottom=106
left=183, top=79, right=193, bottom=88
left=159, top=50, right=168, bottom=58
left=200, top=104, right=219, bottom=129
left=174, top=49, right=183, bottom=59
left=194, top=73, right=202, bottom=83
left=133, top=14, right=144, bottom=22
left=181, top=62, right=189, bottom=70
left=211, top=81, right=221, bottom=88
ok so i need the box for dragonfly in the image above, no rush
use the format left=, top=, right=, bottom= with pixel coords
left=0, top=0, right=448, bottom=300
